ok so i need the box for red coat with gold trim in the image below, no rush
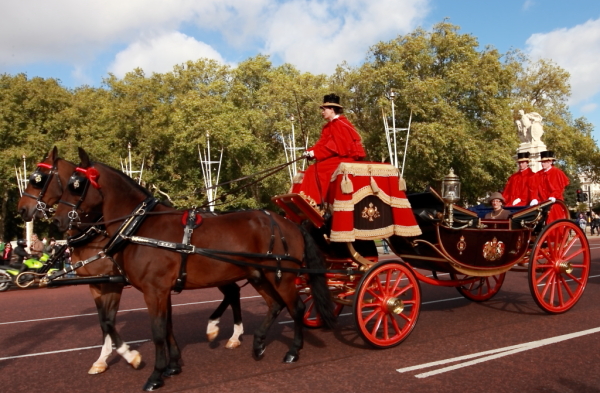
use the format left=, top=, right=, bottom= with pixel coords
left=502, top=167, right=535, bottom=206
left=299, top=115, right=366, bottom=204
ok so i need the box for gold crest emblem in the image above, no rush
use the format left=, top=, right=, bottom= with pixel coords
left=73, top=179, right=80, bottom=189
left=483, top=237, right=505, bottom=261
left=361, top=203, right=380, bottom=222
left=457, top=236, right=466, bottom=255
left=34, top=174, right=42, bottom=183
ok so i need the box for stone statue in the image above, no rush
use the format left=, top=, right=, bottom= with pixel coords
left=515, top=109, right=544, bottom=143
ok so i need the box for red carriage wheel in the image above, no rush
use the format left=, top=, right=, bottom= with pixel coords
left=450, top=273, right=506, bottom=302
left=300, top=292, right=344, bottom=328
left=297, top=275, right=343, bottom=328
left=528, top=219, right=590, bottom=314
left=353, top=261, right=421, bottom=348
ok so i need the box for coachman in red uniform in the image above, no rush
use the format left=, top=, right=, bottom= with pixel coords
left=299, top=94, right=366, bottom=206
left=530, top=150, right=569, bottom=223
left=503, top=152, right=535, bottom=206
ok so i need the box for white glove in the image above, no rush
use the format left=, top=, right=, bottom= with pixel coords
left=512, top=198, right=521, bottom=205
left=549, top=197, right=556, bottom=203
left=302, top=150, right=314, bottom=158
left=530, top=199, right=539, bottom=206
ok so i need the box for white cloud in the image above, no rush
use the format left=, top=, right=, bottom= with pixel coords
left=0, top=0, right=428, bottom=79
left=526, top=19, right=600, bottom=105
left=522, top=0, right=535, bottom=11
left=263, top=0, right=427, bottom=75
left=581, top=103, right=598, bottom=113
left=108, top=32, right=225, bottom=78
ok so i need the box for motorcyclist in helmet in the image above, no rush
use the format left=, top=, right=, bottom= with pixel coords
left=11, top=239, right=30, bottom=273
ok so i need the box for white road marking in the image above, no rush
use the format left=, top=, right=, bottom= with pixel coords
left=0, top=295, right=262, bottom=326
left=396, top=327, right=600, bottom=378
left=0, top=339, right=150, bottom=361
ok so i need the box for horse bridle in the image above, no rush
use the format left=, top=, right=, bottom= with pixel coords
left=21, top=161, right=63, bottom=219
left=58, top=166, right=98, bottom=228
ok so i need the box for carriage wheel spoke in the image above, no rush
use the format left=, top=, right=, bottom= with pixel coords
left=560, top=235, right=579, bottom=260
left=548, top=274, right=557, bottom=305
left=389, top=271, right=403, bottom=294
left=535, top=266, right=554, bottom=285
left=366, top=287, right=383, bottom=301
left=362, top=307, right=379, bottom=323
left=539, top=271, right=555, bottom=298
left=565, top=271, right=585, bottom=285
left=390, top=314, right=402, bottom=336
left=393, top=282, right=413, bottom=298
left=371, top=312, right=384, bottom=336
left=383, top=314, right=389, bottom=340
left=562, top=247, right=585, bottom=262
left=558, top=274, right=574, bottom=300
left=556, top=274, right=565, bottom=306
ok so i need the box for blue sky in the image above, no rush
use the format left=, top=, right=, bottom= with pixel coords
left=2, top=0, right=600, bottom=141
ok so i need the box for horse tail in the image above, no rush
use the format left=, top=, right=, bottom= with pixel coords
left=299, top=225, right=336, bottom=329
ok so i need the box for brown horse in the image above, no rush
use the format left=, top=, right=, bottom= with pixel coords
left=52, top=147, right=335, bottom=391
left=17, top=147, right=244, bottom=376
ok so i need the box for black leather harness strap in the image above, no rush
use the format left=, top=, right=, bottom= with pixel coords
left=173, top=209, right=203, bottom=293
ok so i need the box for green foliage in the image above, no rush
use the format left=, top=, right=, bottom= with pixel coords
left=1, top=22, right=600, bottom=237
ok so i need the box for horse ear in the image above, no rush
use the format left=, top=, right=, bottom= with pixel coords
left=49, top=146, right=58, bottom=162
left=78, top=147, right=91, bottom=168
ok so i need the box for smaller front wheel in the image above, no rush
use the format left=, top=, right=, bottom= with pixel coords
left=0, top=271, right=11, bottom=292
left=354, top=261, right=421, bottom=348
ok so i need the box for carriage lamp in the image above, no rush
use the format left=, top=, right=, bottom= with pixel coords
left=441, top=168, right=461, bottom=226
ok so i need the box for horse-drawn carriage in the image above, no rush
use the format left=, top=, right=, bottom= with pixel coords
left=17, top=149, right=590, bottom=390
left=274, top=162, right=590, bottom=348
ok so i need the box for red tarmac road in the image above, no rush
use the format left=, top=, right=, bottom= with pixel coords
left=2, top=238, right=600, bottom=392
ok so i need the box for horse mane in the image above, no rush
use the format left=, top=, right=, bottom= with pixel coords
left=94, top=161, right=154, bottom=198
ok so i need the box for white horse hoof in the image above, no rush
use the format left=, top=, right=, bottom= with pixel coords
left=225, top=340, right=241, bottom=349
left=207, top=329, right=219, bottom=342
left=129, top=351, right=142, bottom=369
left=88, top=362, right=108, bottom=374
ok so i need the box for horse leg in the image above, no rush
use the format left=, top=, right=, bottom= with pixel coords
left=282, top=295, right=305, bottom=363
left=221, top=283, right=244, bottom=349
left=163, top=294, right=182, bottom=377
left=249, top=280, right=284, bottom=361
left=88, top=283, right=141, bottom=374
left=142, top=290, right=171, bottom=391
left=206, top=284, right=235, bottom=342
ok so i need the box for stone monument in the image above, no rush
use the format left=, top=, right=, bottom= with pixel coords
left=515, top=109, right=546, bottom=171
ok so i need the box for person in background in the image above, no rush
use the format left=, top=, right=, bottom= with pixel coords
left=11, top=239, right=30, bottom=272
left=592, top=213, right=600, bottom=236
left=2, top=242, right=12, bottom=264
left=577, top=213, right=587, bottom=234
left=30, top=233, right=44, bottom=258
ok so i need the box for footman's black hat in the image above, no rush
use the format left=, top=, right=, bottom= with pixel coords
left=516, top=152, right=530, bottom=162
left=320, top=94, right=343, bottom=109
left=540, top=151, right=556, bottom=161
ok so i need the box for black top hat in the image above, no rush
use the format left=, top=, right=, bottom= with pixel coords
left=516, top=152, right=530, bottom=162
left=320, top=94, right=343, bottom=109
left=539, top=151, right=556, bottom=161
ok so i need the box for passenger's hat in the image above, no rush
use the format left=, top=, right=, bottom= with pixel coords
left=516, top=152, right=530, bottom=162
left=539, top=151, right=556, bottom=161
left=487, top=192, right=505, bottom=204
left=320, top=94, right=343, bottom=109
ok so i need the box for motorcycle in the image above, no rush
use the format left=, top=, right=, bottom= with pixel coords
left=0, top=253, right=60, bottom=291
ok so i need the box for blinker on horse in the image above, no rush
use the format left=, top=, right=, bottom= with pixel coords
left=52, top=147, right=335, bottom=391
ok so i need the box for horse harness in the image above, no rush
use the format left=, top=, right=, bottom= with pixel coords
left=48, top=196, right=361, bottom=289
left=22, top=161, right=63, bottom=219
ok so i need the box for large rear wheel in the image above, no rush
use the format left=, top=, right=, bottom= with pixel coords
left=529, top=219, right=590, bottom=314
left=354, top=261, right=420, bottom=348
left=450, top=273, right=506, bottom=302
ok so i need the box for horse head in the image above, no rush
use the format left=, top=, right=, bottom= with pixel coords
left=17, top=146, right=75, bottom=221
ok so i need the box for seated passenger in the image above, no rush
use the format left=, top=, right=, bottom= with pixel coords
left=484, top=192, right=510, bottom=220
left=298, top=94, right=366, bottom=207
